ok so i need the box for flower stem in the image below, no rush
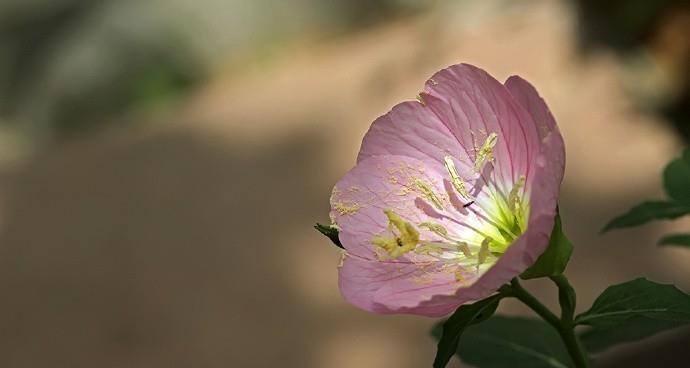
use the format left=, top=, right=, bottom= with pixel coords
left=509, top=278, right=589, bottom=368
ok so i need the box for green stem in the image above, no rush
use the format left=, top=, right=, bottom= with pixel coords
left=550, top=275, right=576, bottom=324
left=509, top=278, right=589, bottom=368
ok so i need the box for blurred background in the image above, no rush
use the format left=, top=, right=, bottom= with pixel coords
left=0, top=0, right=688, bottom=367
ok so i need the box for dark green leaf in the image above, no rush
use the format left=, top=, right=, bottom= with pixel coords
left=453, top=316, right=573, bottom=368
left=575, top=278, right=690, bottom=352
left=314, top=223, right=343, bottom=249
left=579, top=316, right=680, bottom=353
left=432, top=294, right=503, bottom=368
left=602, top=201, right=690, bottom=232
left=658, top=233, right=690, bottom=248
left=663, top=148, right=690, bottom=204
left=521, top=212, right=573, bottom=279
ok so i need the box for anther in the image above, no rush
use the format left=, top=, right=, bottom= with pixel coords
left=443, top=156, right=472, bottom=199
left=415, top=179, right=444, bottom=210
left=477, top=237, right=492, bottom=269
left=474, top=132, right=498, bottom=172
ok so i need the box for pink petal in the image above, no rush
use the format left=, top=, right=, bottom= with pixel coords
left=331, top=155, right=453, bottom=261
left=356, top=100, right=472, bottom=177
left=504, top=76, right=558, bottom=139
left=339, top=254, right=463, bottom=317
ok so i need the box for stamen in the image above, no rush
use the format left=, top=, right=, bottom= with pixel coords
left=443, top=156, right=472, bottom=199
left=474, top=132, right=498, bottom=172
left=419, top=222, right=449, bottom=238
left=371, top=209, right=420, bottom=258
left=415, top=179, right=444, bottom=210
left=415, top=241, right=456, bottom=255
left=508, top=175, right=526, bottom=214
left=477, top=237, right=492, bottom=269
left=457, top=241, right=473, bottom=258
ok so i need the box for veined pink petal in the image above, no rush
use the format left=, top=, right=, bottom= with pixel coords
left=505, top=75, right=558, bottom=139
left=357, top=100, right=471, bottom=177
left=330, top=63, right=565, bottom=316
left=332, top=155, right=464, bottom=261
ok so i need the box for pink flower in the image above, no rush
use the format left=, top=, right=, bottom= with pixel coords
left=330, top=64, right=565, bottom=317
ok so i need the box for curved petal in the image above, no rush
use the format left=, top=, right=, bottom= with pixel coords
left=413, top=131, right=565, bottom=311
left=504, top=75, right=566, bottom=191
left=422, top=64, right=542, bottom=193
left=452, top=131, right=564, bottom=304
left=356, top=100, right=472, bottom=177
left=504, top=75, right=558, bottom=139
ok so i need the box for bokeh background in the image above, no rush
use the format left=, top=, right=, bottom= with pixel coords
left=0, top=0, right=689, bottom=367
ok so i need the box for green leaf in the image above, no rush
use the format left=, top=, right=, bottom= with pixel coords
left=663, top=148, right=690, bottom=204
left=314, top=223, right=343, bottom=249
left=658, top=233, right=690, bottom=248
left=521, top=212, right=573, bottom=279
left=579, top=316, right=680, bottom=353
left=575, top=278, right=690, bottom=353
left=451, top=316, right=573, bottom=368
left=601, top=201, right=690, bottom=232
left=432, top=294, right=503, bottom=368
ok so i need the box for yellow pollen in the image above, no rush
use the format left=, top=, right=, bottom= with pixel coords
left=333, top=201, right=362, bottom=216
left=416, top=93, right=426, bottom=106
left=474, top=132, right=498, bottom=172
left=443, top=156, right=472, bottom=199
left=455, top=269, right=465, bottom=282
left=371, top=209, right=420, bottom=258
left=337, top=251, right=347, bottom=267
left=415, top=179, right=444, bottom=210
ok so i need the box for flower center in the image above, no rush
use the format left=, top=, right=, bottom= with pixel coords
left=371, top=133, right=529, bottom=277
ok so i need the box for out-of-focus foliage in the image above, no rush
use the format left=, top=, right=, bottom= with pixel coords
left=603, top=149, right=690, bottom=247
left=570, top=0, right=690, bottom=142
left=0, top=0, right=430, bottom=143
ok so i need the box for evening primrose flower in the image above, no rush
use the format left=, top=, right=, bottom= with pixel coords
left=330, top=64, right=565, bottom=317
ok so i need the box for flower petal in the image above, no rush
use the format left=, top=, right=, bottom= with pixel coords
left=422, top=64, right=542, bottom=193
left=450, top=132, right=565, bottom=305
left=407, top=132, right=565, bottom=312
left=338, top=254, right=465, bottom=316
left=504, top=75, right=558, bottom=139
left=330, top=155, right=455, bottom=260
left=356, top=100, right=472, bottom=177
left=504, top=75, right=566, bottom=191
